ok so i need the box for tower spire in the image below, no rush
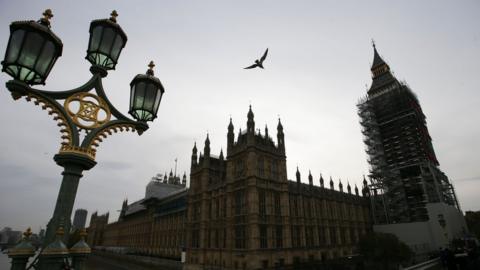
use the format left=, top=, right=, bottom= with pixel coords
left=370, top=42, right=391, bottom=79
left=204, top=133, right=210, bottom=157
left=227, top=117, right=235, bottom=154
left=277, top=118, right=285, bottom=152
left=247, top=105, right=255, bottom=134
left=308, top=170, right=313, bottom=186
left=219, top=148, right=224, bottom=160
left=191, top=142, right=198, bottom=166
left=296, top=166, right=301, bottom=184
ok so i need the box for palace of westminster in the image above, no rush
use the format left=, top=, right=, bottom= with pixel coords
left=86, top=46, right=467, bottom=270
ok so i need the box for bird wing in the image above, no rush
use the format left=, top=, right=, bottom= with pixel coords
left=260, top=48, right=268, bottom=62
left=244, top=63, right=259, bottom=69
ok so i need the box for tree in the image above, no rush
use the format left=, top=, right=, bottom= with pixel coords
left=358, top=232, right=413, bottom=270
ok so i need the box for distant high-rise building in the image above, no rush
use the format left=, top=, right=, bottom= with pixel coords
left=358, top=43, right=467, bottom=253
left=72, top=209, right=88, bottom=230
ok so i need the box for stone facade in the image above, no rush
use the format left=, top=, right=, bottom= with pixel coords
left=185, top=107, right=371, bottom=270
left=87, top=107, right=372, bottom=269
left=87, top=176, right=187, bottom=259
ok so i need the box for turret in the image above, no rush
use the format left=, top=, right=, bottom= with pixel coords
left=219, top=148, right=224, bottom=160
left=265, top=124, right=269, bottom=139
left=191, top=142, right=198, bottom=167
left=319, top=174, right=324, bottom=188
left=339, top=179, right=343, bottom=192
left=347, top=182, right=351, bottom=194
left=296, top=167, right=301, bottom=184
left=204, top=133, right=210, bottom=158
left=308, top=170, right=313, bottom=186
left=182, top=172, right=187, bottom=186
left=168, top=169, right=174, bottom=184
left=247, top=105, right=255, bottom=133
left=355, top=184, right=359, bottom=196
left=247, top=105, right=255, bottom=144
left=330, top=176, right=334, bottom=190
left=227, top=118, right=234, bottom=154
left=362, top=176, right=370, bottom=197
left=277, top=118, right=285, bottom=153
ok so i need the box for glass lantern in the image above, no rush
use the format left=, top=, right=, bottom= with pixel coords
left=86, top=10, right=127, bottom=70
left=129, top=61, right=164, bottom=122
left=1, top=9, right=63, bottom=85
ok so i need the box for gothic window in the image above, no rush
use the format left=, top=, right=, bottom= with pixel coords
left=214, top=229, right=219, bottom=248
left=259, top=189, right=266, bottom=218
left=318, top=226, right=324, bottom=246
left=223, top=229, right=227, bottom=248
left=274, top=192, right=281, bottom=216
left=275, top=225, right=283, bottom=248
left=234, top=190, right=246, bottom=216
left=192, top=228, right=199, bottom=248
left=330, top=227, right=337, bottom=245
left=259, top=225, right=268, bottom=249
left=257, top=156, right=264, bottom=177
left=293, top=197, right=299, bottom=217
left=235, top=158, right=245, bottom=177
left=235, top=225, right=246, bottom=249
left=222, top=197, right=227, bottom=217
left=306, top=226, right=314, bottom=247
left=305, top=200, right=311, bottom=218
left=193, top=204, right=200, bottom=221
left=206, top=229, right=211, bottom=248
left=208, top=200, right=212, bottom=219
left=291, top=225, right=302, bottom=248
left=350, top=227, right=356, bottom=244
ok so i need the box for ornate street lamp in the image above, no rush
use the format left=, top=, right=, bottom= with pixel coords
left=1, top=9, right=62, bottom=85
left=1, top=9, right=165, bottom=270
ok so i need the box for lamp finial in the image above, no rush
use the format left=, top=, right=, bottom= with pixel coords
left=110, top=10, right=118, bottom=23
left=147, top=61, right=155, bottom=75
left=40, top=9, right=53, bottom=27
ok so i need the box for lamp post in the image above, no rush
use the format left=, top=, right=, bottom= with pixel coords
left=2, top=9, right=165, bottom=269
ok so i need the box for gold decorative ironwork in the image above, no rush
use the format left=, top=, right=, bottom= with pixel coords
left=87, top=123, right=137, bottom=151
left=64, top=92, right=111, bottom=130
left=59, top=145, right=96, bottom=160
left=23, top=93, right=73, bottom=147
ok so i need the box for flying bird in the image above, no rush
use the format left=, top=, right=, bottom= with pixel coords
left=244, top=48, right=269, bottom=69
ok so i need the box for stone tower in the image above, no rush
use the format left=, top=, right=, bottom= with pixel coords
left=186, top=106, right=290, bottom=270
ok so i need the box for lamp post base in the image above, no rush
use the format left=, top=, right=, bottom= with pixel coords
left=43, top=152, right=96, bottom=246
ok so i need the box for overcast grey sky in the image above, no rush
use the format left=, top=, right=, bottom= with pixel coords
left=0, top=0, right=479, bottom=232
